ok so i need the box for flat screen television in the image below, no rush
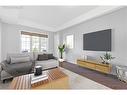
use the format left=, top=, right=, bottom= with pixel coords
left=83, top=29, right=111, bottom=51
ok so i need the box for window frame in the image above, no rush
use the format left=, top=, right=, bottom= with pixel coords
left=66, top=34, right=74, bottom=49
left=21, top=32, right=48, bottom=52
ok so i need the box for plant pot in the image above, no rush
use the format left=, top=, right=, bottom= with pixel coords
left=59, top=59, right=64, bottom=62
left=105, top=60, right=110, bottom=64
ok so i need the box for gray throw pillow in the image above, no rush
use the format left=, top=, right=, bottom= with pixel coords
left=37, top=54, right=48, bottom=61
left=48, top=54, right=54, bottom=59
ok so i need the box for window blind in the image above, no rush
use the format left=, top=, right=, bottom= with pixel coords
left=21, top=31, right=48, bottom=38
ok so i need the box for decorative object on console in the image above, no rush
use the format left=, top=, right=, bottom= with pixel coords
left=84, top=55, right=87, bottom=60
left=100, top=52, right=115, bottom=64
left=34, top=66, right=42, bottom=76
left=58, top=44, right=65, bottom=59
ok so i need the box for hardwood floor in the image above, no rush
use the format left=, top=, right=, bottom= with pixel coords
left=60, top=61, right=127, bottom=89
left=10, top=68, right=69, bottom=89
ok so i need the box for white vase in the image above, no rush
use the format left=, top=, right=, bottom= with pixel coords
left=106, top=60, right=110, bottom=64
left=84, top=55, right=87, bottom=60
left=59, top=58, right=64, bottom=62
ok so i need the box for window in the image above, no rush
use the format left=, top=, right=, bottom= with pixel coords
left=21, top=32, right=48, bottom=52
left=32, top=36, right=40, bottom=52
left=66, top=35, right=74, bottom=49
left=40, top=37, right=48, bottom=52
left=21, top=35, right=31, bottom=52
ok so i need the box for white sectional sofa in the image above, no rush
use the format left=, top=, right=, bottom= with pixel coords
left=36, top=59, right=58, bottom=70
left=34, top=52, right=59, bottom=70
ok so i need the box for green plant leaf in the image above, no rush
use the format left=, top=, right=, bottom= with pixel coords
left=103, top=52, right=115, bottom=60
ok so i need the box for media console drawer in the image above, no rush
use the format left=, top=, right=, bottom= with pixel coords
left=95, top=64, right=110, bottom=73
left=85, top=62, right=96, bottom=69
left=77, top=59, right=111, bottom=74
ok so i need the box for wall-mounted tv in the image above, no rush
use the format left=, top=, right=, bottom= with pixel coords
left=83, top=29, right=111, bottom=51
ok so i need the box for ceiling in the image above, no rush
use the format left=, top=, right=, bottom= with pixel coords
left=0, top=6, right=123, bottom=32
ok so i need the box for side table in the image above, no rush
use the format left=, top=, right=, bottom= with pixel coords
left=58, top=59, right=65, bottom=67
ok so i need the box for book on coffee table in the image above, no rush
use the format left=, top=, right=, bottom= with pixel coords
left=31, top=74, right=48, bottom=84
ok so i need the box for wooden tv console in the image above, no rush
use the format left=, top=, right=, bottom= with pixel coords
left=77, top=59, right=111, bottom=74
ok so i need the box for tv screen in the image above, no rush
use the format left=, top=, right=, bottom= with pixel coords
left=83, top=29, right=111, bottom=51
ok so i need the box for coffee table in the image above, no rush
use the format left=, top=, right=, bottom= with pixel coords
left=10, top=68, right=69, bottom=89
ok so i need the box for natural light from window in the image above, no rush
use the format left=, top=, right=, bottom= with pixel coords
left=21, top=32, right=48, bottom=52
left=66, top=35, right=74, bottom=49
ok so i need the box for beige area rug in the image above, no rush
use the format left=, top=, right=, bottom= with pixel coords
left=0, top=68, right=110, bottom=89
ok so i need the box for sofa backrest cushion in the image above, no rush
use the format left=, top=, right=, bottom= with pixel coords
left=7, top=53, right=31, bottom=64
left=10, top=56, right=30, bottom=64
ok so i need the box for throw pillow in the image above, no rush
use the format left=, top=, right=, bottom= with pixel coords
left=37, top=54, right=48, bottom=61
left=48, top=54, right=54, bottom=59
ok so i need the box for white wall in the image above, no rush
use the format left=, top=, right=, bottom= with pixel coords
left=54, top=32, right=60, bottom=58
left=54, top=31, right=66, bottom=59
left=0, top=21, right=1, bottom=62
left=58, top=7, right=127, bottom=66
left=1, top=23, right=54, bottom=60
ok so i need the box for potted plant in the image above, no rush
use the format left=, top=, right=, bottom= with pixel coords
left=58, top=44, right=65, bottom=59
left=100, top=52, right=115, bottom=64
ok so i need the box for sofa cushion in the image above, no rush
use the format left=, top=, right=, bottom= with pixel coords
left=36, top=59, right=58, bottom=70
left=48, top=54, right=54, bottom=59
left=37, top=54, right=48, bottom=61
left=5, top=61, right=33, bottom=73
left=7, top=53, right=33, bottom=63
left=10, top=56, right=30, bottom=64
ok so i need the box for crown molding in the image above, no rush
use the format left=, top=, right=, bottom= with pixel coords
left=18, top=19, right=56, bottom=32
left=54, top=6, right=123, bottom=32
left=0, top=6, right=124, bottom=32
